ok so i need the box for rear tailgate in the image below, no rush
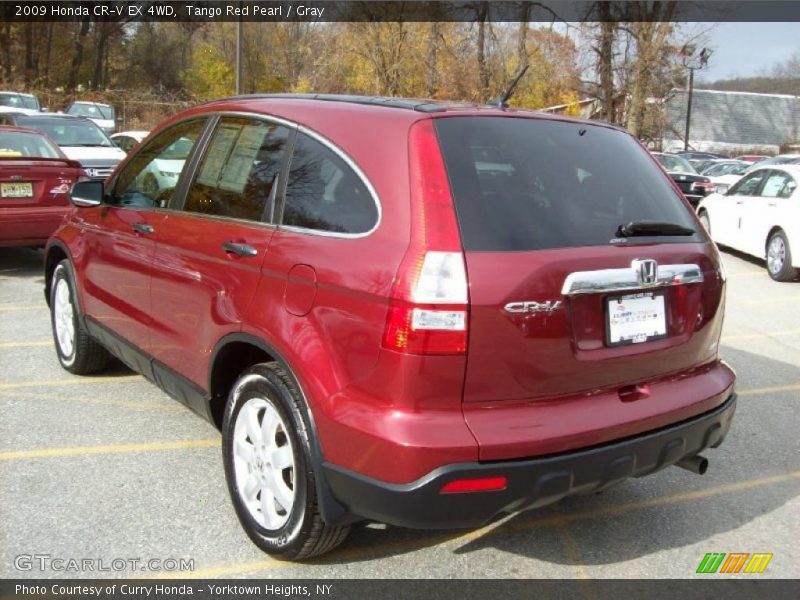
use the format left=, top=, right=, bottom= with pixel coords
left=0, top=157, right=81, bottom=209
left=434, top=115, right=732, bottom=460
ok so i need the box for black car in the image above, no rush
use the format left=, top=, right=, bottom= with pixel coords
left=651, top=152, right=715, bottom=207
left=676, top=150, right=728, bottom=161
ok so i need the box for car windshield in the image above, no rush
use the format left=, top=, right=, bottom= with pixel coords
left=655, top=154, right=698, bottom=174
left=67, top=102, right=114, bottom=120
left=0, top=130, right=61, bottom=158
left=723, top=163, right=749, bottom=175
left=745, top=156, right=800, bottom=172
left=0, top=93, right=25, bottom=109
left=20, top=95, right=39, bottom=110
left=16, top=117, right=114, bottom=147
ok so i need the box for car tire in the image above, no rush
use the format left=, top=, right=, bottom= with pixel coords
left=222, top=362, right=350, bottom=560
left=50, top=260, right=110, bottom=374
left=766, top=230, right=796, bottom=282
left=698, top=211, right=711, bottom=234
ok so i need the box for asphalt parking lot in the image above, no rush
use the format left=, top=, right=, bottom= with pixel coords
left=0, top=246, right=798, bottom=580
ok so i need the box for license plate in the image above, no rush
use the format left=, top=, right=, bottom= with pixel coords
left=1, top=182, right=33, bottom=198
left=606, top=291, right=667, bottom=347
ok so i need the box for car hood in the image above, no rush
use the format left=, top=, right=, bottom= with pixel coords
left=708, top=174, right=743, bottom=185
left=153, top=158, right=184, bottom=171
left=59, top=146, right=126, bottom=165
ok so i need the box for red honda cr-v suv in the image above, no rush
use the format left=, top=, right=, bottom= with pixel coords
left=45, top=94, right=736, bottom=559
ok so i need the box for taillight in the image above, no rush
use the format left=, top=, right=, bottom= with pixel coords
left=382, top=120, right=468, bottom=356
left=691, top=181, right=715, bottom=193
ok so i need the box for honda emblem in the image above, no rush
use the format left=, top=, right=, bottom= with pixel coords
left=632, top=259, right=658, bottom=285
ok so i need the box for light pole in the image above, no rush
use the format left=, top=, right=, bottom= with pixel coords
left=235, top=19, right=243, bottom=95
left=682, top=46, right=711, bottom=151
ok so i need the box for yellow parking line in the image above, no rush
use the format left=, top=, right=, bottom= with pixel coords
left=0, top=340, right=52, bottom=349
left=149, top=559, right=280, bottom=579
left=0, top=305, right=45, bottom=312
left=557, top=519, right=592, bottom=580
left=0, top=375, right=142, bottom=390
left=737, top=295, right=800, bottom=306
left=4, top=391, right=182, bottom=413
left=157, top=470, right=800, bottom=579
left=0, top=438, right=219, bottom=461
left=737, top=383, right=800, bottom=397
left=723, top=328, right=800, bottom=342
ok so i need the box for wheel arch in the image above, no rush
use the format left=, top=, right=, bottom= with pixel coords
left=209, top=332, right=353, bottom=525
left=766, top=225, right=784, bottom=253
left=44, top=241, right=74, bottom=309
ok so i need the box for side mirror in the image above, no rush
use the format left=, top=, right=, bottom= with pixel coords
left=716, top=185, right=729, bottom=195
left=115, top=116, right=123, bottom=124
left=41, top=107, right=49, bottom=112
left=70, top=180, right=104, bottom=207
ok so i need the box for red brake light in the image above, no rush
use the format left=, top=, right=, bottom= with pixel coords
left=382, top=120, right=468, bottom=355
left=440, top=476, right=508, bottom=494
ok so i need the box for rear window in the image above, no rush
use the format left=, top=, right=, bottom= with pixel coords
left=434, top=117, right=702, bottom=251
left=0, top=131, right=60, bottom=158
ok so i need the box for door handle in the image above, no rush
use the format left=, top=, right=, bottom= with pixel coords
left=735, top=201, right=744, bottom=205
left=222, top=241, right=258, bottom=257
left=132, top=222, right=154, bottom=235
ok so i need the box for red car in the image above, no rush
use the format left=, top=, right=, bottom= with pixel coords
left=0, top=126, right=86, bottom=247
left=45, top=95, right=736, bottom=559
left=734, top=155, right=769, bottom=164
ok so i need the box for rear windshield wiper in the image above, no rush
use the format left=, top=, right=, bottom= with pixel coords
left=615, top=221, right=695, bottom=238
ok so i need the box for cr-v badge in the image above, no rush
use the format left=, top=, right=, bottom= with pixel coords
left=504, top=300, right=563, bottom=314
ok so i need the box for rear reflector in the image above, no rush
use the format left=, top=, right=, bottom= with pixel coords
left=440, top=476, right=508, bottom=494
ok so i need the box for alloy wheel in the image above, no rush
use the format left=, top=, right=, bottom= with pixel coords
left=53, top=278, right=75, bottom=358
left=232, top=397, right=296, bottom=530
left=767, top=236, right=786, bottom=275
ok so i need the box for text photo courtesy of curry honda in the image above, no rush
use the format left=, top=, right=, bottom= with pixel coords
left=1, top=1, right=799, bottom=593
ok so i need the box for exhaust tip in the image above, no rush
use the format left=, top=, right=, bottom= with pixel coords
left=677, top=455, right=708, bottom=475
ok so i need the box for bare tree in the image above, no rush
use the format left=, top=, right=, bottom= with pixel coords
left=67, top=18, right=92, bottom=93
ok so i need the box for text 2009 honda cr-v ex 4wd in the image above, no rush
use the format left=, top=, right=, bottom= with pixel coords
left=44, top=94, right=736, bottom=559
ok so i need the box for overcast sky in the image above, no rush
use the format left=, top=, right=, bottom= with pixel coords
left=699, top=22, right=800, bottom=81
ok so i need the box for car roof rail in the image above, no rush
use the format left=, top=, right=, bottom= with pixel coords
left=203, top=93, right=452, bottom=113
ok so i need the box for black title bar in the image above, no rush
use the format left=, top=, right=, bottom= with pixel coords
left=3, top=1, right=800, bottom=23
left=3, top=579, right=800, bottom=600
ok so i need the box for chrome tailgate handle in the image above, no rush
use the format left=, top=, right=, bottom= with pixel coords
left=561, top=261, right=704, bottom=296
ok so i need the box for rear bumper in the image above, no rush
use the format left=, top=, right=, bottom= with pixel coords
left=323, top=392, right=736, bottom=529
left=0, top=205, right=69, bottom=246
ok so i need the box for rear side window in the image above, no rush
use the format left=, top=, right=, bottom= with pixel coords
left=282, top=133, right=377, bottom=234
left=184, top=117, right=290, bottom=222
left=434, top=117, right=701, bottom=251
left=761, top=171, right=796, bottom=199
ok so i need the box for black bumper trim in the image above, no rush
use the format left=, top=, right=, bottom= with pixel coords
left=323, top=393, right=737, bottom=528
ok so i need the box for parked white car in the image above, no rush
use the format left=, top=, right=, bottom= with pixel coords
left=112, top=130, right=191, bottom=197
left=65, top=101, right=117, bottom=133
left=110, top=130, right=148, bottom=153
left=697, top=165, right=800, bottom=281
left=700, top=160, right=750, bottom=194
left=0, top=91, right=42, bottom=112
